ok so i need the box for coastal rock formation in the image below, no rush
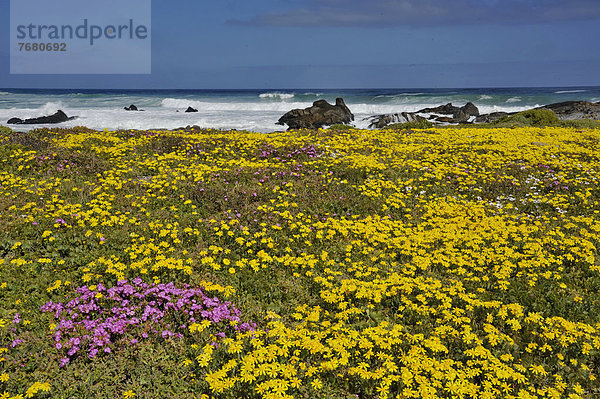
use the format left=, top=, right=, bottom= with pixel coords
left=277, top=98, right=354, bottom=129
left=363, top=100, right=600, bottom=129
left=538, top=101, right=600, bottom=120
left=185, top=106, right=198, bottom=113
left=124, top=104, right=139, bottom=111
left=366, top=112, right=426, bottom=129
left=7, top=110, right=76, bottom=125
left=418, top=102, right=479, bottom=123
left=366, top=102, right=480, bottom=128
left=474, top=112, right=510, bottom=124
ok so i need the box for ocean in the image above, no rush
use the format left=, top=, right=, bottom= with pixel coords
left=1, top=87, right=599, bottom=132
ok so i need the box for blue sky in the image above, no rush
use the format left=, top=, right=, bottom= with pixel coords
left=1, top=0, right=600, bottom=89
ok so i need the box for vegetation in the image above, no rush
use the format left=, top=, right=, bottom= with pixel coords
left=1, top=125, right=600, bottom=398
left=477, top=109, right=600, bottom=129
left=326, top=124, right=356, bottom=131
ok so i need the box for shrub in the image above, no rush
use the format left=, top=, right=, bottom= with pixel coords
left=493, top=109, right=560, bottom=127
left=560, top=119, right=600, bottom=129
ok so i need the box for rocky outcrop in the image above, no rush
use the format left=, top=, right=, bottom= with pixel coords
left=363, top=100, right=600, bottom=129
left=366, top=112, right=426, bottom=129
left=366, top=102, right=480, bottom=128
left=462, top=102, right=480, bottom=117
left=538, top=101, right=600, bottom=120
left=185, top=106, right=198, bottom=113
left=417, top=102, right=479, bottom=123
left=474, top=112, right=510, bottom=124
left=124, top=104, right=139, bottom=111
left=7, top=110, right=76, bottom=125
left=277, top=98, right=354, bottom=129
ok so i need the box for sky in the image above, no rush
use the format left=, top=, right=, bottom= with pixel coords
left=1, top=0, right=600, bottom=89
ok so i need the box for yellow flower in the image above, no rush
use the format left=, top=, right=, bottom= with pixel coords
left=311, top=378, right=323, bottom=390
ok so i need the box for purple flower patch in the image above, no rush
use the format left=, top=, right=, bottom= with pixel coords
left=42, top=278, right=256, bottom=366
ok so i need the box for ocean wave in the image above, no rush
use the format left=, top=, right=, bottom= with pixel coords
left=479, top=95, right=493, bottom=100
left=0, top=92, right=9, bottom=95
left=160, top=98, right=309, bottom=111
left=506, top=97, right=522, bottom=103
left=258, top=92, right=295, bottom=100
left=555, top=90, right=587, bottom=94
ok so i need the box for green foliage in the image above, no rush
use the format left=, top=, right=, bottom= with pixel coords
left=0, top=125, right=12, bottom=135
left=492, top=109, right=561, bottom=127
left=560, top=118, right=600, bottom=129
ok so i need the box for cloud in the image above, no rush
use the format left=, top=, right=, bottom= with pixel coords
left=230, top=0, right=600, bottom=27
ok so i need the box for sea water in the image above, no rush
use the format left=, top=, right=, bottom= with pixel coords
left=1, top=87, right=599, bottom=132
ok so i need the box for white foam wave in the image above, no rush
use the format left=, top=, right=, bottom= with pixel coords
left=1, top=102, right=68, bottom=120
left=479, top=95, right=493, bottom=100
left=555, top=89, right=587, bottom=94
left=0, top=97, right=549, bottom=134
left=0, top=92, right=10, bottom=95
left=161, top=98, right=314, bottom=112
left=475, top=104, right=539, bottom=114
left=506, top=97, right=522, bottom=103
left=258, top=92, right=295, bottom=100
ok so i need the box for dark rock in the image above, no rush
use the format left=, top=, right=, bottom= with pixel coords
left=462, top=102, right=480, bottom=117
left=474, top=112, right=510, bottom=124
left=452, top=109, right=470, bottom=123
left=277, top=98, right=354, bottom=129
left=538, top=101, right=600, bottom=120
left=185, top=106, right=198, bottom=113
left=435, top=116, right=455, bottom=123
left=417, top=102, right=479, bottom=122
left=7, top=110, right=75, bottom=125
left=366, top=112, right=426, bottom=129
left=124, top=104, right=139, bottom=111
left=418, top=103, right=460, bottom=115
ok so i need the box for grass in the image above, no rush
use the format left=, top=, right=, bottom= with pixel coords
left=0, top=125, right=600, bottom=398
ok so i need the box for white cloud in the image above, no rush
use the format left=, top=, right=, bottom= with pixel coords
left=230, top=0, right=600, bottom=27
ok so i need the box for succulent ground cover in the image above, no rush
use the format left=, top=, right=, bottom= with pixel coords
left=0, top=125, right=600, bottom=398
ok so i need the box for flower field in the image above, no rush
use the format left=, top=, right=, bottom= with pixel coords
left=1, top=125, right=600, bottom=398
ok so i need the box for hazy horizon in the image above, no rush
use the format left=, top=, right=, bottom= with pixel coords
left=1, top=0, right=600, bottom=89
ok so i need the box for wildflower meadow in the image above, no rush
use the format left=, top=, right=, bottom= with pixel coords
left=0, top=124, right=599, bottom=398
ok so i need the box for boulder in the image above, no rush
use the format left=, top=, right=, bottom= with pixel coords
left=185, top=106, right=198, bottom=113
left=366, top=112, right=426, bottom=129
left=462, top=102, right=480, bottom=117
left=452, top=109, right=470, bottom=123
left=418, top=103, right=460, bottom=115
left=124, top=104, right=139, bottom=111
left=277, top=98, right=354, bottom=129
left=7, top=110, right=75, bottom=125
left=538, top=101, right=600, bottom=120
